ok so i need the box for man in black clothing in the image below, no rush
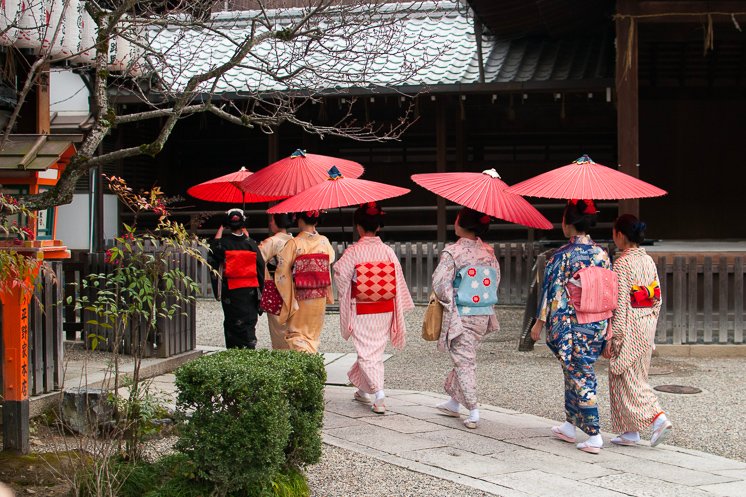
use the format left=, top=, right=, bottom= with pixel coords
left=208, top=209, right=265, bottom=349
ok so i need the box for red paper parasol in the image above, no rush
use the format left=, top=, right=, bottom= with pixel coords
left=240, top=149, right=365, bottom=197
left=411, top=169, right=553, bottom=230
left=506, top=155, right=667, bottom=200
left=187, top=167, right=285, bottom=207
left=267, top=166, right=409, bottom=214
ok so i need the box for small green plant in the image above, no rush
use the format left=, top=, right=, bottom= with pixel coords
left=174, top=349, right=324, bottom=497
left=0, top=193, right=41, bottom=295
left=72, top=176, right=211, bottom=461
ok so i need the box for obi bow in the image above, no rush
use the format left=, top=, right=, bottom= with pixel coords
left=630, top=281, right=660, bottom=308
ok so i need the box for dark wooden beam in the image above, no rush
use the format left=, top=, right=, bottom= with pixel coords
left=625, top=1, right=746, bottom=22
left=616, top=0, right=640, bottom=218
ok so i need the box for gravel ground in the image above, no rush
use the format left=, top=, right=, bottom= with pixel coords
left=197, top=299, right=746, bottom=489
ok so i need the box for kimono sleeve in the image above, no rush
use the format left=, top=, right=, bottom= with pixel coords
left=432, top=250, right=456, bottom=307
left=333, top=247, right=356, bottom=340
left=537, top=254, right=559, bottom=323
left=275, top=238, right=298, bottom=325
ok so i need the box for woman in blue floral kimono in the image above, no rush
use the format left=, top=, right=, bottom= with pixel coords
left=530, top=199, right=611, bottom=454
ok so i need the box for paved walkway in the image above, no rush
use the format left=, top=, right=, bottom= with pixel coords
left=322, top=385, right=746, bottom=497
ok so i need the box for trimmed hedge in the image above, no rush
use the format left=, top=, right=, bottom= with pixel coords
left=174, top=349, right=325, bottom=496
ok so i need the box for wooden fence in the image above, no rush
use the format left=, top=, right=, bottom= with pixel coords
left=0, top=262, right=64, bottom=397
left=63, top=249, right=199, bottom=358
left=655, top=256, right=745, bottom=344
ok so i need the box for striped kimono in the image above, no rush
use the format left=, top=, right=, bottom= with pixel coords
left=275, top=230, right=336, bottom=353
left=432, top=237, right=500, bottom=410
left=609, top=247, right=664, bottom=432
left=334, top=236, right=414, bottom=393
left=259, top=231, right=293, bottom=349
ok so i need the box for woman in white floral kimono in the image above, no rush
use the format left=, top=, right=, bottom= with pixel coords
left=431, top=208, right=500, bottom=429
left=334, top=203, right=414, bottom=414
left=274, top=210, right=336, bottom=353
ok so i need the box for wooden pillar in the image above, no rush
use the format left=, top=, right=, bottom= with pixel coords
left=36, top=65, right=50, bottom=134
left=436, top=97, right=448, bottom=243
left=268, top=127, right=279, bottom=164
left=616, top=0, right=640, bottom=217
left=1, top=279, right=33, bottom=454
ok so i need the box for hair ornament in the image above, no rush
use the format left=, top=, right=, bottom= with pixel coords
left=634, top=220, right=647, bottom=233
left=582, top=199, right=598, bottom=215
left=479, top=215, right=491, bottom=225
left=306, top=209, right=320, bottom=218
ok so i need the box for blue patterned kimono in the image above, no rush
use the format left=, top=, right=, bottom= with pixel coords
left=537, top=234, right=611, bottom=435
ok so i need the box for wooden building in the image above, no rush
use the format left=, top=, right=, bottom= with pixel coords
left=108, top=0, right=746, bottom=245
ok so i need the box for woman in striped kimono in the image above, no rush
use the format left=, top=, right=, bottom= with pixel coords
left=431, top=208, right=500, bottom=429
left=607, top=214, right=672, bottom=447
left=259, top=213, right=294, bottom=349
left=334, top=203, right=414, bottom=414
left=275, top=210, right=336, bottom=353
left=530, top=200, right=611, bottom=453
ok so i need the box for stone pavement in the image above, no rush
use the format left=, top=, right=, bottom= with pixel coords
left=55, top=348, right=746, bottom=497
left=323, top=385, right=746, bottom=497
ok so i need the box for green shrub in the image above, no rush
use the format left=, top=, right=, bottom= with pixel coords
left=175, top=350, right=293, bottom=495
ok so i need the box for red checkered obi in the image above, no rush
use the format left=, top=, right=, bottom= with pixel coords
left=224, top=250, right=259, bottom=290
left=353, top=261, right=396, bottom=314
left=293, top=253, right=331, bottom=300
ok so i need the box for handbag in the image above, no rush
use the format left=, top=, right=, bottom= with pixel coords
left=421, top=291, right=444, bottom=341
left=259, top=279, right=282, bottom=315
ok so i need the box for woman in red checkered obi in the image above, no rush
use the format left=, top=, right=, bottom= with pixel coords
left=274, top=210, right=336, bottom=353
left=607, top=214, right=671, bottom=448
left=334, top=203, right=414, bottom=414
left=431, top=208, right=500, bottom=429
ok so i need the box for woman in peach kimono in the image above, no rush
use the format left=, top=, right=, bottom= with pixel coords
left=259, top=213, right=294, bottom=349
left=334, top=203, right=414, bottom=414
left=607, top=214, right=672, bottom=447
left=274, top=210, right=336, bottom=353
left=431, top=208, right=500, bottom=429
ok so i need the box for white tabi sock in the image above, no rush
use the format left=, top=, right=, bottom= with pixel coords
left=621, top=431, right=641, bottom=442
left=467, top=408, right=480, bottom=422
left=559, top=421, right=576, bottom=438
left=587, top=434, right=603, bottom=448
left=653, top=413, right=668, bottom=430
left=441, top=398, right=461, bottom=412
left=374, top=390, right=385, bottom=402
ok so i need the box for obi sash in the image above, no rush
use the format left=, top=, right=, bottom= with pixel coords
left=293, top=253, right=331, bottom=300
left=567, top=266, right=618, bottom=324
left=631, top=281, right=660, bottom=308
left=353, top=261, right=396, bottom=314
left=224, top=250, right=259, bottom=290
left=454, top=265, right=498, bottom=316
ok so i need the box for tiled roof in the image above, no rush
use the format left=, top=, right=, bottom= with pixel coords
left=148, top=0, right=613, bottom=95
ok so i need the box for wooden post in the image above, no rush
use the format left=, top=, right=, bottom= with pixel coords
left=1, top=280, right=33, bottom=453
left=36, top=65, right=51, bottom=135
left=616, top=0, right=639, bottom=218
left=436, top=97, right=447, bottom=243
left=268, top=127, right=280, bottom=164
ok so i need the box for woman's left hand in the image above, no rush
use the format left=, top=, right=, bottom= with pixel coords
left=530, top=320, right=544, bottom=342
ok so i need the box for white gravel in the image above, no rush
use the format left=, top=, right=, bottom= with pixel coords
left=197, top=299, right=746, bottom=488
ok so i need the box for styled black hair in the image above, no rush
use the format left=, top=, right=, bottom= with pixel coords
left=456, top=207, right=490, bottom=237
left=614, top=214, right=646, bottom=245
left=295, top=210, right=324, bottom=226
left=353, top=202, right=386, bottom=233
left=225, top=208, right=246, bottom=230
left=272, top=213, right=293, bottom=230
left=563, top=199, right=598, bottom=233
